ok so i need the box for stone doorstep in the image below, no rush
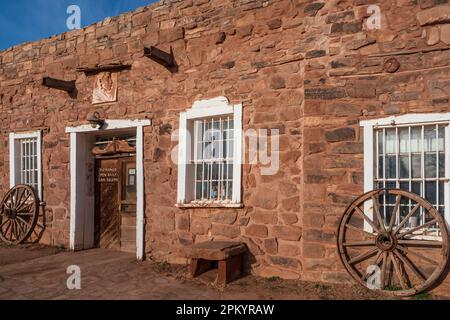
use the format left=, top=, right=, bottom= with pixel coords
left=185, top=241, right=247, bottom=261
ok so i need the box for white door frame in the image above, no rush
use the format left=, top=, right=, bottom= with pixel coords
left=65, top=119, right=151, bottom=260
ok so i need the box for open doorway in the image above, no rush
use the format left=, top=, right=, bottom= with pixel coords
left=93, top=135, right=137, bottom=253
left=66, top=119, right=150, bottom=260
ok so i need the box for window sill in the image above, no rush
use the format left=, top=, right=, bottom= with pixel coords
left=176, top=202, right=244, bottom=209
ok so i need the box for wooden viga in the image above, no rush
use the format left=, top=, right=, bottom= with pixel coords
left=92, top=138, right=136, bottom=156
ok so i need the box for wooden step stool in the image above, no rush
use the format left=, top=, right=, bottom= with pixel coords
left=186, top=241, right=247, bottom=287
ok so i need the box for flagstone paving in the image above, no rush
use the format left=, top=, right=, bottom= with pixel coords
left=0, top=244, right=435, bottom=300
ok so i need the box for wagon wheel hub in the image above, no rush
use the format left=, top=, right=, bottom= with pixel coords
left=5, top=208, right=17, bottom=219
left=375, top=232, right=396, bottom=252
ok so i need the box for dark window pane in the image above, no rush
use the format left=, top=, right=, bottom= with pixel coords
left=386, top=155, right=396, bottom=179
left=378, top=156, right=384, bottom=179
left=385, top=205, right=393, bottom=226
left=386, top=182, right=396, bottom=203
left=212, top=163, right=219, bottom=180
left=211, top=181, right=219, bottom=200
left=377, top=130, right=383, bottom=155
left=412, top=182, right=422, bottom=197
left=196, top=182, right=202, bottom=199
left=412, top=154, right=422, bottom=178
left=196, top=164, right=203, bottom=180
left=425, top=182, right=437, bottom=205
left=399, top=155, right=409, bottom=178
left=424, top=153, right=437, bottom=178
left=399, top=182, right=410, bottom=193
left=439, top=152, right=445, bottom=178
left=439, top=182, right=444, bottom=206
left=227, top=181, right=233, bottom=200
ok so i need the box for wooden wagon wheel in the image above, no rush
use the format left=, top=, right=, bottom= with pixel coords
left=0, top=185, right=39, bottom=245
left=337, top=189, right=450, bottom=297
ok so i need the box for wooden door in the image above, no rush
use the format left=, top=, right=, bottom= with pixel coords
left=95, top=159, right=121, bottom=250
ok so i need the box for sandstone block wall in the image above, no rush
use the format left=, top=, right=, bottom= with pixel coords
left=1, top=0, right=450, bottom=291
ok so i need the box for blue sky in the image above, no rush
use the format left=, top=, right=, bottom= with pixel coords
left=0, top=0, right=157, bottom=50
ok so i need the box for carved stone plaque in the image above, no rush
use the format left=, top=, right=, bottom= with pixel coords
left=92, top=71, right=118, bottom=104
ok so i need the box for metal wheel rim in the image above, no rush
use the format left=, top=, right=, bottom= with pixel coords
left=0, top=185, right=39, bottom=245
left=337, top=189, right=450, bottom=297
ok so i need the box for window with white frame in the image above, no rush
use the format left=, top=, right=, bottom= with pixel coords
left=362, top=114, right=450, bottom=228
left=9, top=131, right=42, bottom=199
left=177, top=97, right=242, bottom=206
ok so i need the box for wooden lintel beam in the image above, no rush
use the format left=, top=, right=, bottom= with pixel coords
left=76, top=63, right=132, bottom=74
left=42, top=77, right=76, bottom=93
left=144, top=46, right=174, bottom=67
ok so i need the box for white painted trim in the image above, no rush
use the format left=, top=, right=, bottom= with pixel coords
left=360, top=113, right=450, bottom=128
left=9, top=130, right=42, bottom=199
left=177, top=112, right=187, bottom=204
left=9, top=133, right=15, bottom=190
left=67, top=120, right=150, bottom=260
left=233, top=103, right=243, bottom=203
left=191, top=96, right=230, bottom=110
left=363, top=125, right=374, bottom=232
left=176, top=97, right=243, bottom=205
left=136, top=125, right=145, bottom=260
left=69, top=133, right=78, bottom=251
left=66, top=119, right=151, bottom=133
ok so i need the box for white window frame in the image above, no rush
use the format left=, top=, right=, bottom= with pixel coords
left=9, top=130, right=43, bottom=199
left=177, top=96, right=243, bottom=207
left=361, top=113, right=450, bottom=232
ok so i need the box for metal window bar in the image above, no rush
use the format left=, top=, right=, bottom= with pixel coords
left=193, top=117, right=234, bottom=202
left=374, top=125, right=447, bottom=231
left=19, top=138, right=38, bottom=191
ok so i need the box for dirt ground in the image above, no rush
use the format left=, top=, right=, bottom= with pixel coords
left=0, top=243, right=443, bottom=300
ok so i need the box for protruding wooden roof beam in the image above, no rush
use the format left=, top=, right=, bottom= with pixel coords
left=76, top=63, right=132, bottom=74
left=42, top=77, right=76, bottom=93
left=144, top=46, right=175, bottom=68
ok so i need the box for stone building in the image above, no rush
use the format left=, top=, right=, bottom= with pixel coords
left=1, top=0, right=450, bottom=293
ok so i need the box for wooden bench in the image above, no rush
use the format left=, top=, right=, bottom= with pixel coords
left=186, top=241, right=247, bottom=287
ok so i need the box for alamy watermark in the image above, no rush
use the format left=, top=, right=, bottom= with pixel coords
left=66, top=5, right=81, bottom=30
left=66, top=265, right=81, bottom=290
left=171, top=128, right=280, bottom=176
left=367, top=5, right=381, bottom=30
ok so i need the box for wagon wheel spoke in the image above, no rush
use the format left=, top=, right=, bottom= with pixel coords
left=380, top=252, right=388, bottom=290
left=2, top=220, right=12, bottom=237
left=393, top=203, right=420, bottom=235
left=345, top=224, right=376, bottom=237
left=15, top=192, right=32, bottom=212
left=397, top=240, right=442, bottom=247
left=343, top=240, right=376, bottom=247
left=388, top=195, right=401, bottom=232
left=372, top=195, right=386, bottom=232
left=16, top=212, right=35, bottom=216
left=393, top=249, right=426, bottom=282
left=15, top=218, right=27, bottom=236
left=354, top=206, right=381, bottom=234
left=10, top=220, right=17, bottom=241
left=397, top=245, right=438, bottom=265
left=363, top=250, right=383, bottom=282
left=348, top=248, right=379, bottom=265
left=16, top=216, right=32, bottom=230
left=0, top=218, right=9, bottom=229
left=390, top=252, right=408, bottom=290
left=397, top=219, right=438, bottom=239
